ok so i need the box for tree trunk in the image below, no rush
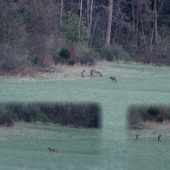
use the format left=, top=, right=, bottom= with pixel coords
left=87, top=0, right=93, bottom=45
left=135, top=0, right=139, bottom=49
left=90, top=13, right=99, bottom=47
left=87, top=0, right=90, bottom=31
left=154, top=0, right=158, bottom=46
left=89, top=0, right=93, bottom=35
left=60, top=0, right=63, bottom=25
left=132, top=0, right=136, bottom=48
left=79, top=0, right=83, bottom=41
left=105, top=0, right=113, bottom=46
left=139, top=2, right=147, bottom=50
left=149, top=27, right=155, bottom=52
left=150, top=0, right=164, bottom=51
left=112, top=24, right=117, bottom=44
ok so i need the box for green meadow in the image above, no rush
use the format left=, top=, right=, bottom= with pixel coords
left=0, top=61, right=170, bottom=170
left=127, top=123, right=170, bottom=170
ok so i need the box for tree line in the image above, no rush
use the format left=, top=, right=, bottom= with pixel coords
left=0, top=0, right=170, bottom=75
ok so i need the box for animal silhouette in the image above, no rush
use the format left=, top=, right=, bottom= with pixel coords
left=136, top=134, right=139, bottom=141
left=110, top=77, right=117, bottom=82
left=81, top=70, right=85, bottom=78
left=48, top=147, right=58, bottom=152
left=158, top=135, right=162, bottom=142
left=93, top=70, right=102, bottom=77
left=90, top=69, right=95, bottom=76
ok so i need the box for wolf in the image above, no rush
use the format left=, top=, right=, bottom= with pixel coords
left=81, top=70, right=85, bottom=78
left=136, top=134, right=139, bottom=141
left=110, top=77, right=117, bottom=82
left=48, top=147, right=58, bottom=152
left=158, top=135, right=162, bottom=142
left=90, top=69, right=95, bottom=76
left=93, top=70, right=102, bottom=77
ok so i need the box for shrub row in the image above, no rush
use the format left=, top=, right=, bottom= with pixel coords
left=0, top=102, right=101, bottom=128
left=0, top=42, right=132, bottom=76
left=127, top=105, right=170, bottom=129
left=52, top=43, right=132, bottom=66
left=52, top=45, right=97, bottom=66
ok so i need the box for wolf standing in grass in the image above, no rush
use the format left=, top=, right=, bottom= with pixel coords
left=48, top=147, right=58, bottom=152
left=158, top=135, right=162, bottom=142
left=110, top=77, right=117, bottom=82
left=136, top=134, right=139, bottom=141
left=90, top=69, right=95, bottom=76
left=93, top=70, right=102, bottom=77
left=81, top=70, right=85, bottom=78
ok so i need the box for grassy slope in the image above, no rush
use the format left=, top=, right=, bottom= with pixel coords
left=0, top=123, right=101, bottom=170
left=0, top=62, right=170, bottom=169
left=127, top=123, right=170, bottom=170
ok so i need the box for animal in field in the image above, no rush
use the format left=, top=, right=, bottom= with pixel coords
left=81, top=70, right=85, bottom=78
left=93, top=70, right=102, bottom=77
left=90, top=69, right=95, bottom=76
left=48, top=147, right=58, bottom=152
left=110, top=77, right=117, bottom=82
left=136, top=134, right=139, bottom=141
left=158, top=135, right=162, bottom=142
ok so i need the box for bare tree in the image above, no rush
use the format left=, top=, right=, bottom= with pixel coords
left=87, top=0, right=90, bottom=30
left=132, top=0, right=137, bottom=48
left=105, top=0, right=113, bottom=46
left=87, top=0, right=93, bottom=45
left=89, top=0, right=93, bottom=35
left=154, top=0, right=158, bottom=46
left=79, top=0, right=83, bottom=41
left=60, top=0, right=64, bottom=25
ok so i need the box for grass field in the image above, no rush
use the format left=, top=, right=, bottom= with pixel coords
left=0, top=123, right=101, bottom=170
left=127, top=123, right=170, bottom=170
left=0, top=61, right=170, bottom=170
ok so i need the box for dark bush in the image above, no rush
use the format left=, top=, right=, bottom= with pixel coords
left=0, top=114, right=13, bottom=127
left=86, top=103, right=101, bottom=128
left=39, top=102, right=101, bottom=128
left=6, top=103, right=51, bottom=123
left=52, top=50, right=65, bottom=65
left=147, top=107, right=159, bottom=116
left=32, top=57, right=38, bottom=65
left=59, top=47, right=71, bottom=60
left=35, top=112, right=50, bottom=123
left=0, top=102, right=101, bottom=128
left=19, top=104, right=50, bottom=123
left=52, top=47, right=73, bottom=65
left=0, top=106, right=14, bottom=126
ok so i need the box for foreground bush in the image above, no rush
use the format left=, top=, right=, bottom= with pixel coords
left=0, top=102, right=101, bottom=128
left=127, top=105, right=170, bottom=129
left=0, top=106, right=14, bottom=126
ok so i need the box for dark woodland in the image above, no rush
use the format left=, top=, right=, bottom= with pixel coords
left=0, top=0, right=170, bottom=75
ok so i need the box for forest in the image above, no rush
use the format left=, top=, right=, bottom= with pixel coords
left=0, top=0, right=170, bottom=75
